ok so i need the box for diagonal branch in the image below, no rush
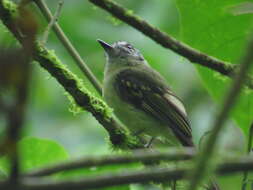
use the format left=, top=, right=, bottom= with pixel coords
left=40, top=0, right=64, bottom=45
left=88, top=0, right=253, bottom=90
left=0, top=0, right=142, bottom=149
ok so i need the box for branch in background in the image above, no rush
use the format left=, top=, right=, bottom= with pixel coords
left=41, top=0, right=63, bottom=45
left=2, top=167, right=188, bottom=190
left=1, top=156, right=253, bottom=190
left=6, top=52, right=30, bottom=189
left=0, top=0, right=142, bottom=149
left=25, top=148, right=195, bottom=177
left=88, top=0, right=253, bottom=90
left=0, top=2, right=38, bottom=189
left=34, top=0, right=102, bottom=95
left=187, top=34, right=253, bottom=190
left=0, top=49, right=30, bottom=190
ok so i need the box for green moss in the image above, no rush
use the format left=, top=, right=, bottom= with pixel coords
left=35, top=42, right=113, bottom=121
left=104, top=0, right=113, bottom=9
left=110, top=129, right=144, bottom=150
left=90, top=97, right=113, bottom=120
left=126, top=136, right=144, bottom=149
left=213, top=72, right=229, bottom=82
left=65, top=92, right=83, bottom=115
left=2, top=0, right=18, bottom=18
left=226, top=62, right=236, bottom=71
left=107, top=16, right=122, bottom=26
left=125, top=9, right=133, bottom=17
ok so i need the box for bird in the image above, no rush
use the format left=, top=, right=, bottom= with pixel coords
left=98, top=39, right=193, bottom=147
left=98, top=39, right=219, bottom=190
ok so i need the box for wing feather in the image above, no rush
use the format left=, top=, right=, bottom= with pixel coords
left=115, top=68, right=193, bottom=146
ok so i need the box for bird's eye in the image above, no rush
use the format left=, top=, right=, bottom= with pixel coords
left=126, top=45, right=133, bottom=50
left=125, top=45, right=134, bottom=53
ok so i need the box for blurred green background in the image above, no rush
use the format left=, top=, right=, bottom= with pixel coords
left=0, top=0, right=247, bottom=157
left=1, top=0, right=253, bottom=189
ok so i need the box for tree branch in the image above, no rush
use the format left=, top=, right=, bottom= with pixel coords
left=88, top=0, right=253, bottom=90
left=2, top=168, right=188, bottom=190
left=187, top=34, right=253, bottom=190
left=0, top=3, right=38, bottom=189
left=1, top=156, right=253, bottom=190
left=2, top=50, right=30, bottom=190
left=25, top=148, right=195, bottom=177
left=41, top=0, right=63, bottom=45
left=0, top=0, right=142, bottom=149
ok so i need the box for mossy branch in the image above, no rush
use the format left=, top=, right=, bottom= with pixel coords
left=0, top=0, right=142, bottom=149
left=88, top=0, right=253, bottom=90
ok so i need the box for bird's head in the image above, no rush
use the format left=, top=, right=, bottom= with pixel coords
left=97, top=39, right=146, bottom=68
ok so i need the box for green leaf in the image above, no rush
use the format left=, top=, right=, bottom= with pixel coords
left=19, top=137, right=69, bottom=172
left=176, top=0, right=253, bottom=135
left=0, top=137, right=69, bottom=174
left=218, top=174, right=250, bottom=190
left=0, top=160, right=8, bottom=179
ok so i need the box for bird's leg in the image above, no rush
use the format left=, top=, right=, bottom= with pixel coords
left=145, top=137, right=155, bottom=148
left=133, top=130, right=155, bottom=148
left=132, top=129, right=149, bottom=146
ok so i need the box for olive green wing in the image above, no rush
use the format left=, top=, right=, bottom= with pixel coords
left=115, top=68, right=193, bottom=146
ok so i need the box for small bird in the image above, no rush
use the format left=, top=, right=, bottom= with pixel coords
left=98, top=39, right=193, bottom=147
left=98, top=39, right=220, bottom=190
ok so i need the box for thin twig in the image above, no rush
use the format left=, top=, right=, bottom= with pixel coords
left=34, top=0, right=102, bottom=95
left=24, top=148, right=195, bottom=177
left=1, top=157, right=253, bottom=190
left=187, top=34, right=253, bottom=190
left=88, top=0, right=253, bottom=90
left=41, top=0, right=63, bottom=45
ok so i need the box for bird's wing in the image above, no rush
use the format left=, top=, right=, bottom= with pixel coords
left=114, top=68, right=193, bottom=146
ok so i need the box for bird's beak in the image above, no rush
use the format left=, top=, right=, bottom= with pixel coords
left=97, top=39, right=113, bottom=53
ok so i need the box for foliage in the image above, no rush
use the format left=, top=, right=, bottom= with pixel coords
left=177, top=0, right=253, bottom=135
left=0, top=0, right=253, bottom=189
left=0, top=137, right=69, bottom=175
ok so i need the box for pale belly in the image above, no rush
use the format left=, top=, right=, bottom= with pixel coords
left=103, top=73, right=180, bottom=146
